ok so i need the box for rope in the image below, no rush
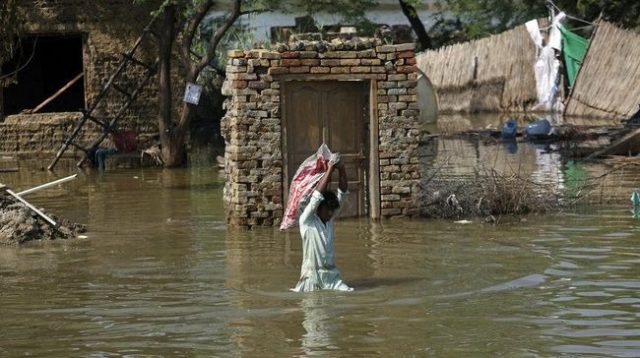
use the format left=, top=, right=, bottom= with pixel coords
left=546, top=0, right=594, bottom=25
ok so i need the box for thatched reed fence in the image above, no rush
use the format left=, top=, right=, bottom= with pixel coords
left=564, top=21, right=640, bottom=121
left=416, top=23, right=538, bottom=113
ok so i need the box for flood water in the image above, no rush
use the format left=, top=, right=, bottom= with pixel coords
left=2, top=141, right=640, bottom=356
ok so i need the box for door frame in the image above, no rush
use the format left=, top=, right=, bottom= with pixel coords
left=281, top=78, right=381, bottom=219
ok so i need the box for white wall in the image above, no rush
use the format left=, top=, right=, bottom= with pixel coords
left=209, top=1, right=437, bottom=43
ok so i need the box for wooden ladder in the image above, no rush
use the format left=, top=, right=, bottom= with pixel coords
left=48, top=15, right=160, bottom=171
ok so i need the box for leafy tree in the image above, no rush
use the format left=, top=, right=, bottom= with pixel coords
left=0, top=0, right=23, bottom=74
left=138, top=0, right=379, bottom=167
left=149, top=0, right=243, bottom=167
left=0, top=0, right=22, bottom=119
left=432, top=0, right=640, bottom=46
left=0, top=0, right=22, bottom=65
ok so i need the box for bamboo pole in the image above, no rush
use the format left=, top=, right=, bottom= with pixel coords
left=5, top=189, right=57, bottom=227
left=30, top=73, right=84, bottom=114
left=16, top=174, right=77, bottom=196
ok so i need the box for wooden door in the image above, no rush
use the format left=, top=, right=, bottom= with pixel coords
left=283, top=81, right=368, bottom=218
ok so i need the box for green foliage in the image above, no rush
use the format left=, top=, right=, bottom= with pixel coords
left=199, top=13, right=258, bottom=70
left=573, top=0, right=640, bottom=28
left=267, top=0, right=377, bottom=24
left=256, top=0, right=379, bottom=38
left=433, top=0, right=640, bottom=46
left=0, top=0, right=23, bottom=70
left=433, top=0, right=547, bottom=41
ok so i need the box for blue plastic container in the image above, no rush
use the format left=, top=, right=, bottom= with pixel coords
left=501, top=119, right=517, bottom=140
left=524, top=118, right=551, bottom=138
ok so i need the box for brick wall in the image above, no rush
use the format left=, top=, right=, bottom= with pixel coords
left=1, top=0, right=181, bottom=155
left=221, top=39, right=422, bottom=228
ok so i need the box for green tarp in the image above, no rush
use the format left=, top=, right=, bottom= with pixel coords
left=559, top=25, right=589, bottom=88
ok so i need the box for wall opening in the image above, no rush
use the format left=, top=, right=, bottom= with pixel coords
left=2, top=34, right=85, bottom=116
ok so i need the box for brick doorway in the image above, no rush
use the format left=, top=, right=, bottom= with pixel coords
left=282, top=80, right=369, bottom=218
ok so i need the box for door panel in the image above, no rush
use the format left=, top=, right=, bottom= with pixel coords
left=284, top=81, right=367, bottom=218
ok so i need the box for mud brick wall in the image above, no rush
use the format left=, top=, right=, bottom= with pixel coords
left=221, top=39, right=421, bottom=228
left=1, top=0, right=180, bottom=154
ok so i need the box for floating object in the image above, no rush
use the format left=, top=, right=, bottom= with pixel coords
left=524, top=118, right=552, bottom=139
left=501, top=119, right=517, bottom=140
left=454, top=220, right=473, bottom=224
left=631, top=191, right=640, bottom=219
left=0, top=168, right=19, bottom=173
left=585, top=127, right=640, bottom=160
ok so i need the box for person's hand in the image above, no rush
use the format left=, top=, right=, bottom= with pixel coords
left=326, top=160, right=336, bottom=172
left=328, top=152, right=341, bottom=166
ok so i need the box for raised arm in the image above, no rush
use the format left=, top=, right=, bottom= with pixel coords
left=337, top=162, right=347, bottom=192
left=315, top=161, right=335, bottom=194
left=299, top=161, right=335, bottom=225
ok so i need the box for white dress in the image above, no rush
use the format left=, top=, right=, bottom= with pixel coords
left=291, top=189, right=353, bottom=292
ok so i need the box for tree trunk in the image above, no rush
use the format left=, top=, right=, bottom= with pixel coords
left=161, top=102, right=194, bottom=167
left=157, top=4, right=185, bottom=167
left=398, top=0, right=432, bottom=51
left=157, top=0, right=240, bottom=167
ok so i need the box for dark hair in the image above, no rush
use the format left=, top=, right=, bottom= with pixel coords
left=319, top=191, right=340, bottom=211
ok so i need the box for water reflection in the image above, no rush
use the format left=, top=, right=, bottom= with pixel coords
left=300, top=295, right=335, bottom=354
left=423, top=114, right=640, bottom=205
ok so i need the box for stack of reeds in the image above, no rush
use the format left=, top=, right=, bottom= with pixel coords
left=416, top=23, right=538, bottom=113
left=565, top=21, right=640, bottom=121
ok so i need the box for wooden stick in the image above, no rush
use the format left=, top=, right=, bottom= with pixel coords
left=31, top=73, right=84, bottom=114
left=16, top=174, right=77, bottom=196
left=0, top=167, right=18, bottom=173
left=5, top=189, right=57, bottom=227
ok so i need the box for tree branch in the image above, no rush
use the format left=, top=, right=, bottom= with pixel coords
left=195, top=0, right=242, bottom=76
left=398, top=0, right=432, bottom=50
left=180, top=0, right=214, bottom=75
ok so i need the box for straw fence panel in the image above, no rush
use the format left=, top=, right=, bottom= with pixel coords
left=417, top=24, right=538, bottom=113
left=565, top=21, right=640, bottom=121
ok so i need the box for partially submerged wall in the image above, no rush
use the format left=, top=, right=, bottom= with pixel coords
left=1, top=1, right=169, bottom=154
left=565, top=21, right=640, bottom=121
left=416, top=23, right=538, bottom=113
left=221, top=40, right=422, bottom=228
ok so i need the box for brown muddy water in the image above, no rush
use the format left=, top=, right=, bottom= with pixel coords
left=2, top=140, right=640, bottom=357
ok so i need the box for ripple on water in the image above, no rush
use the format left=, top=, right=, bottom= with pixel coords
left=553, top=344, right=640, bottom=357
left=6, top=160, right=640, bottom=356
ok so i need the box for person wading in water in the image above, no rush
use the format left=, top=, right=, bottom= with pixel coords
left=291, top=157, right=353, bottom=292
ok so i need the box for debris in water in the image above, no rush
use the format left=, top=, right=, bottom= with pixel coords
left=0, top=189, right=86, bottom=245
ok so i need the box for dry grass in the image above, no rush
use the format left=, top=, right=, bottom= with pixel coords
left=419, top=168, right=562, bottom=221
